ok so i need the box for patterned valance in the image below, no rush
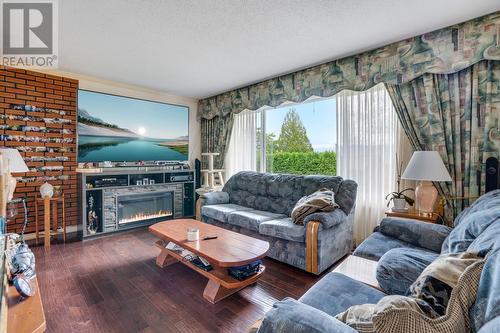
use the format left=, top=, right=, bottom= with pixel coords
left=198, top=12, right=500, bottom=120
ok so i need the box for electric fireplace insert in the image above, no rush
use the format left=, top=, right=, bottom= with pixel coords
left=116, top=191, right=174, bottom=228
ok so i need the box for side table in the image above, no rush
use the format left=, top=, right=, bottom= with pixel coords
left=333, top=255, right=380, bottom=290
left=7, top=277, right=46, bottom=332
left=34, top=195, right=66, bottom=248
left=385, top=208, right=441, bottom=224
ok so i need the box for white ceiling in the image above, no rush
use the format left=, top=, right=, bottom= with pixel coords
left=60, top=0, right=500, bottom=99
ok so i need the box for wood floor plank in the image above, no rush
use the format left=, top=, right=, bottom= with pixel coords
left=32, top=228, right=323, bottom=332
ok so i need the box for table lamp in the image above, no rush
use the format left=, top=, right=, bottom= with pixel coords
left=401, top=151, right=452, bottom=216
left=0, top=148, right=29, bottom=202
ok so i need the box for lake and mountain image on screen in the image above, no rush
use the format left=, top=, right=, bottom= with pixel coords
left=77, top=90, right=189, bottom=162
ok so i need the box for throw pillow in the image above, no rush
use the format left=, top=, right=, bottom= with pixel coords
left=291, top=188, right=339, bottom=225
left=335, top=252, right=485, bottom=333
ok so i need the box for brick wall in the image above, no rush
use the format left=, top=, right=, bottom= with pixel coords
left=0, top=66, right=78, bottom=234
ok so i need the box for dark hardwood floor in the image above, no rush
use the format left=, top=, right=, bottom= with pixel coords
left=32, top=228, right=323, bottom=333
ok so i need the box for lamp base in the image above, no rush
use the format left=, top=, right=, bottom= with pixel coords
left=415, top=181, right=438, bottom=216
left=7, top=173, right=17, bottom=201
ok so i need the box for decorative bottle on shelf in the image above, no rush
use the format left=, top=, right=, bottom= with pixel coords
left=39, top=182, right=54, bottom=198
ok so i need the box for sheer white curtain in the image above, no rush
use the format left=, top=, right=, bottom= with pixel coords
left=336, top=83, right=402, bottom=245
left=396, top=124, right=416, bottom=200
left=224, top=109, right=259, bottom=179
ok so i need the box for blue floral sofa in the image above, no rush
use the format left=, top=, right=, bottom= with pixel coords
left=198, top=171, right=358, bottom=274
left=257, top=189, right=500, bottom=333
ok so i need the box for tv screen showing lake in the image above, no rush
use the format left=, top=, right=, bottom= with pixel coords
left=77, top=90, right=189, bottom=162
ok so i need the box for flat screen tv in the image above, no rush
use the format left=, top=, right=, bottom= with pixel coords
left=77, top=90, right=189, bottom=163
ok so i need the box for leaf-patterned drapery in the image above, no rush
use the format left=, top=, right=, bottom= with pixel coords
left=385, top=60, right=500, bottom=221
left=199, top=12, right=500, bottom=120
left=201, top=114, right=234, bottom=169
left=199, top=12, right=500, bottom=176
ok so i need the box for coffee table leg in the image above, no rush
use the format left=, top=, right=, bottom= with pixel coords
left=203, top=279, right=245, bottom=304
left=155, top=249, right=178, bottom=268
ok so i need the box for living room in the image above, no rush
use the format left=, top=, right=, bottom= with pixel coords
left=0, top=1, right=499, bottom=332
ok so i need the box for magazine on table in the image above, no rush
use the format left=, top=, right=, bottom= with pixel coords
left=164, top=242, right=212, bottom=271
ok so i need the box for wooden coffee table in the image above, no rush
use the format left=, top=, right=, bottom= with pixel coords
left=149, top=219, right=269, bottom=303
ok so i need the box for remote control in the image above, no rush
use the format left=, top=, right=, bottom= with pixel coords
left=199, top=256, right=210, bottom=266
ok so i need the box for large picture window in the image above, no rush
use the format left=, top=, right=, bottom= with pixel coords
left=258, top=98, right=337, bottom=176
left=225, top=84, right=410, bottom=244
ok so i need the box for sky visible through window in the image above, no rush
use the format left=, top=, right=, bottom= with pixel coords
left=265, top=97, right=337, bottom=152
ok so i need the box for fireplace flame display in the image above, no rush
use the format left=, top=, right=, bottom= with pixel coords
left=117, top=191, right=174, bottom=227
left=119, top=210, right=173, bottom=225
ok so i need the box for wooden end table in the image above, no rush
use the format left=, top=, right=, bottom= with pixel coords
left=34, top=195, right=66, bottom=248
left=333, top=255, right=380, bottom=290
left=385, top=208, right=440, bottom=224
left=7, top=277, right=46, bottom=333
left=149, top=219, right=269, bottom=304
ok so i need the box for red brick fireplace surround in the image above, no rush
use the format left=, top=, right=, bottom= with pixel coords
left=0, top=66, right=78, bottom=234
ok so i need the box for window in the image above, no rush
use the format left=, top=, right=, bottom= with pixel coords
left=225, top=84, right=409, bottom=244
left=257, top=98, right=337, bottom=175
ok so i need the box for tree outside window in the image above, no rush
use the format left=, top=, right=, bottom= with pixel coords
left=260, top=99, right=337, bottom=176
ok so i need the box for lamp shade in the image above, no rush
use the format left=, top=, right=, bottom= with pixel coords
left=0, top=148, right=28, bottom=173
left=402, top=151, right=452, bottom=182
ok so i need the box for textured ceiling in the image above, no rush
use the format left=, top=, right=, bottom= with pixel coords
left=59, top=0, right=500, bottom=99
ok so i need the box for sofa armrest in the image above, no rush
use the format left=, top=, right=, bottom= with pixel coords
left=379, top=217, right=452, bottom=253
left=200, top=191, right=230, bottom=206
left=257, top=298, right=357, bottom=333
left=304, top=209, right=352, bottom=274
left=304, top=209, right=347, bottom=229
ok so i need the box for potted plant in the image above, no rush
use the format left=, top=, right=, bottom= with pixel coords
left=386, top=154, right=414, bottom=210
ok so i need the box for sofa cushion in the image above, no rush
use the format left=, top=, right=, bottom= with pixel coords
left=222, top=171, right=357, bottom=216
left=379, top=217, right=451, bottom=253
left=227, top=209, right=286, bottom=232
left=300, top=272, right=386, bottom=317
left=259, top=218, right=306, bottom=242
left=442, top=190, right=500, bottom=254
left=478, top=317, right=500, bottom=333
left=223, top=172, right=300, bottom=215
left=452, top=189, right=500, bottom=228
left=471, top=242, right=500, bottom=331
left=258, top=298, right=358, bottom=333
left=201, top=191, right=229, bottom=205
left=201, top=204, right=251, bottom=223
left=376, top=248, right=439, bottom=295
left=304, top=209, right=347, bottom=229
left=353, top=232, right=422, bottom=261
left=295, top=175, right=357, bottom=215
